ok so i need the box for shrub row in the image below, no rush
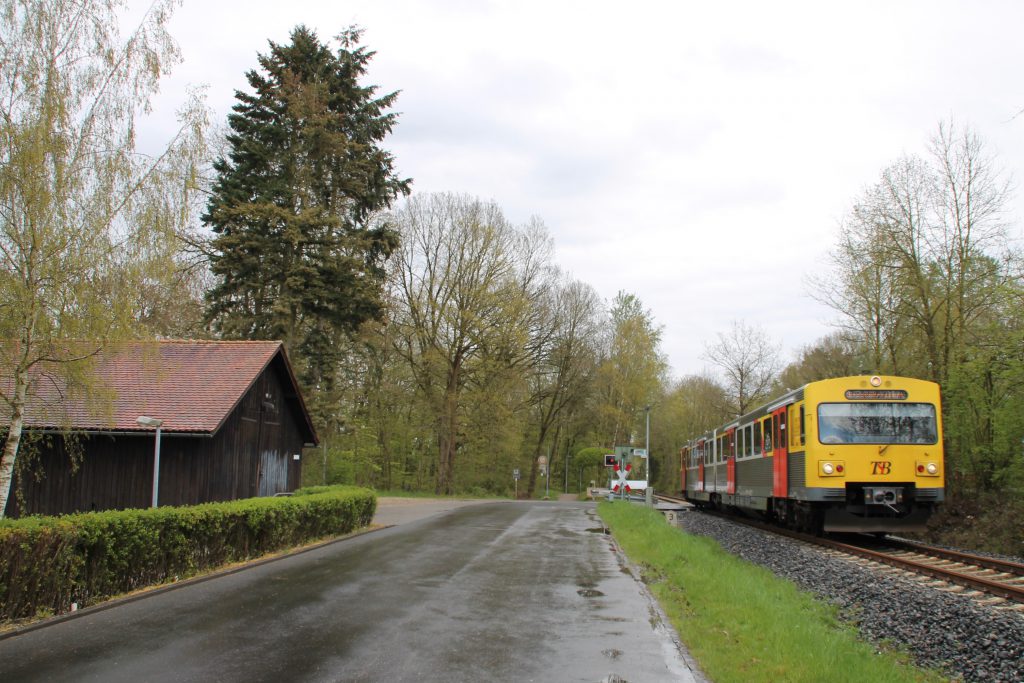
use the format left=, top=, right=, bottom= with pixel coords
left=0, top=486, right=376, bottom=622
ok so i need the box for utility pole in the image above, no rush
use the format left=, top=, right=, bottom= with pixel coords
left=645, top=405, right=651, bottom=482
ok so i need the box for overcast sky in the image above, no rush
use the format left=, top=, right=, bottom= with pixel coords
left=145, top=0, right=1024, bottom=380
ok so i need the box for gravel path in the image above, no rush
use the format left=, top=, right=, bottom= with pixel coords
left=677, top=510, right=1024, bottom=683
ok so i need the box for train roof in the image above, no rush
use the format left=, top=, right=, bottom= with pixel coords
left=682, top=374, right=939, bottom=445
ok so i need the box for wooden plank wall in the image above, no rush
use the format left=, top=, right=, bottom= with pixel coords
left=3, top=358, right=308, bottom=517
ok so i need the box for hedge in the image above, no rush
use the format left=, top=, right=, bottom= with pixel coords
left=0, top=486, right=376, bottom=622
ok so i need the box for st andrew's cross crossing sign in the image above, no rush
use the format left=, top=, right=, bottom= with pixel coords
left=612, top=462, right=634, bottom=494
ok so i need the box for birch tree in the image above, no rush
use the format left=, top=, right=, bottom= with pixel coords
left=0, top=0, right=206, bottom=516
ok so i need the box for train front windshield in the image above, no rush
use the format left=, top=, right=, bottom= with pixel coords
left=817, top=403, right=938, bottom=445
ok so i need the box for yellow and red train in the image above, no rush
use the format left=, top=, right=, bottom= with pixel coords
left=679, top=375, right=944, bottom=533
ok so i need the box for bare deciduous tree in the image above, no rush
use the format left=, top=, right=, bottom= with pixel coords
left=703, top=320, right=781, bottom=416
left=523, top=277, right=603, bottom=496
left=812, top=120, right=1013, bottom=384
left=389, top=193, right=553, bottom=494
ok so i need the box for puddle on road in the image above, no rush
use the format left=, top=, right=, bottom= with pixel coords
left=601, top=648, right=623, bottom=660
left=577, top=587, right=605, bottom=598
left=585, top=526, right=608, bottom=534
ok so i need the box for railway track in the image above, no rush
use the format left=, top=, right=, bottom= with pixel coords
left=653, top=494, right=1024, bottom=606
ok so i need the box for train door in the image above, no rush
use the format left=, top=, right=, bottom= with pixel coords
left=726, top=428, right=736, bottom=494
left=772, top=406, right=788, bottom=497
left=697, top=440, right=705, bottom=492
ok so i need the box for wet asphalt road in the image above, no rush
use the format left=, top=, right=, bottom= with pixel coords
left=0, top=501, right=702, bottom=682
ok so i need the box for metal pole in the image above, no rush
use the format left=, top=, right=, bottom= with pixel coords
left=564, top=441, right=568, bottom=494
left=151, top=426, right=162, bottom=508
left=645, top=405, right=651, bottom=482
left=322, top=440, right=327, bottom=485
left=546, top=448, right=550, bottom=498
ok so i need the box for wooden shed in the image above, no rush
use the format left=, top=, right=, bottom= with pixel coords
left=3, top=340, right=318, bottom=518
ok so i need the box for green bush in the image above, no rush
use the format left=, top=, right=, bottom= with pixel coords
left=0, top=486, right=376, bottom=622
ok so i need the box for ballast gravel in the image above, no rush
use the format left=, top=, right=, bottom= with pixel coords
left=676, top=511, right=1024, bottom=683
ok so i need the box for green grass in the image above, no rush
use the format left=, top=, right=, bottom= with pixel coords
left=598, top=502, right=949, bottom=683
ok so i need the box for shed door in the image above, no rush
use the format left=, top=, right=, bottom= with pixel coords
left=255, top=379, right=286, bottom=497
left=258, top=449, right=288, bottom=497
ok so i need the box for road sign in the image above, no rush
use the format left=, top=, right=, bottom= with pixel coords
left=513, top=468, right=521, bottom=480
left=603, top=454, right=617, bottom=467
left=631, top=448, right=647, bottom=458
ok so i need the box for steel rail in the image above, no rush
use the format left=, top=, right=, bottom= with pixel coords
left=876, top=538, right=1024, bottom=578
left=814, top=536, right=1024, bottom=603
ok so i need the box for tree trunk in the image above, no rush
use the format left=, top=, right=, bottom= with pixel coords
left=0, top=368, right=29, bottom=518
left=436, top=364, right=460, bottom=495
left=377, top=424, right=391, bottom=491
left=526, top=423, right=551, bottom=498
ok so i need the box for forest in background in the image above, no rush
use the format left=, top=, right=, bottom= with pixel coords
left=2, top=3, right=1021, bottom=553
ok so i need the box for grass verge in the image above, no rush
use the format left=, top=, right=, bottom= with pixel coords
left=598, top=502, right=948, bottom=683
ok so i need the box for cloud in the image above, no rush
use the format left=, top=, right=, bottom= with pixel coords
left=140, top=0, right=1024, bottom=379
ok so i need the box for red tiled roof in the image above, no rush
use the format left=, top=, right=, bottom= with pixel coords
left=9, top=340, right=310, bottom=436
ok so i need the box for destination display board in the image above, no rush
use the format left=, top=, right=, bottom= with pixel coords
left=844, top=389, right=908, bottom=400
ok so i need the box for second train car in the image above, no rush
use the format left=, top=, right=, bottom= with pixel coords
left=680, top=375, right=944, bottom=533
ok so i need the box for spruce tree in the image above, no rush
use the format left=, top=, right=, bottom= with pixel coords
left=204, top=25, right=410, bottom=399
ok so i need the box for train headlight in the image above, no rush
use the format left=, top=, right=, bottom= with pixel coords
left=927, top=463, right=938, bottom=475
left=819, top=461, right=845, bottom=477
left=916, top=461, right=940, bottom=477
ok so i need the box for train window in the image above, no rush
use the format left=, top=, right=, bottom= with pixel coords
left=763, top=417, right=774, bottom=452
left=736, top=429, right=745, bottom=459
left=745, top=425, right=753, bottom=457
left=799, top=404, right=806, bottom=446
left=818, top=403, right=938, bottom=444
left=753, top=421, right=761, bottom=454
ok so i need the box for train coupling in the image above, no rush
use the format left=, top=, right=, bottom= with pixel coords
left=863, top=486, right=904, bottom=512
